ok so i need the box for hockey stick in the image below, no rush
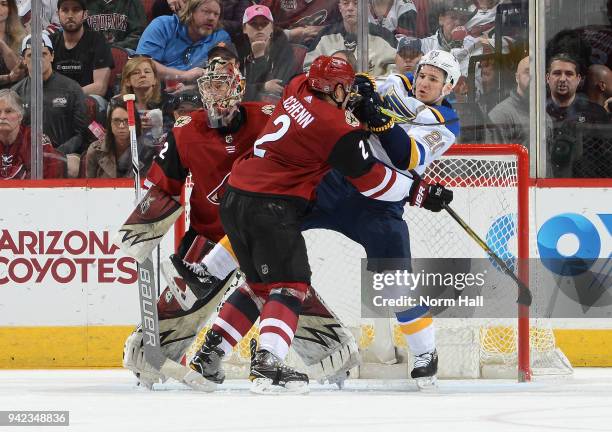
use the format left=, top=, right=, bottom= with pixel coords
left=441, top=203, right=532, bottom=306
left=378, top=106, right=460, bottom=127
left=124, top=94, right=164, bottom=369
left=366, top=142, right=533, bottom=306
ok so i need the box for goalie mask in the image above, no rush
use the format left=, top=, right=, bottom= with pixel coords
left=197, top=57, right=245, bottom=128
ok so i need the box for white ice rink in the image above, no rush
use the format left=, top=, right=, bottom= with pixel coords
left=1, top=369, right=611, bottom=432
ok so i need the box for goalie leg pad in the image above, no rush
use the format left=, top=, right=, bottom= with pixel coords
left=122, top=273, right=239, bottom=390
left=291, top=286, right=361, bottom=388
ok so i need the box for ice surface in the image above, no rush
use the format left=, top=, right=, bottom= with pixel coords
left=0, top=369, right=611, bottom=432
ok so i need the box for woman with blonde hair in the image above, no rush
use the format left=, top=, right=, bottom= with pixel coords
left=120, top=54, right=173, bottom=140
left=0, top=0, right=27, bottom=88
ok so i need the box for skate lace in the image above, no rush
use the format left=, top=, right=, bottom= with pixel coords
left=413, top=352, right=434, bottom=368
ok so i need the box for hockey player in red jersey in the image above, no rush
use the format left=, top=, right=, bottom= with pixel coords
left=122, top=47, right=361, bottom=391
left=122, top=42, right=275, bottom=389
left=189, top=56, right=418, bottom=394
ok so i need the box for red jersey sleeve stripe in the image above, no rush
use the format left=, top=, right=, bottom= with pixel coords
left=147, top=163, right=184, bottom=196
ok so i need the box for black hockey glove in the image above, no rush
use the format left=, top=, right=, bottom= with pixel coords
left=350, top=73, right=394, bottom=132
left=409, top=180, right=453, bottom=212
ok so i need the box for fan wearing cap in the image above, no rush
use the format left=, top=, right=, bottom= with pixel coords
left=395, top=36, right=423, bottom=74
left=12, top=33, right=88, bottom=160
left=234, top=4, right=297, bottom=101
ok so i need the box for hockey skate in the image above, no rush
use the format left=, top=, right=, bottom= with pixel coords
left=189, top=329, right=226, bottom=384
left=248, top=339, right=309, bottom=395
left=411, top=349, right=438, bottom=390
left=169, top=254, right=223, bottom=302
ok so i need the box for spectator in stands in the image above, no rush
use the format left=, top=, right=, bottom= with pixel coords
left=153, top=0, right=250, bottom=38
left=475, top=54, right=500, bottom=114
left=51, top=0, right=114, bottom=100
left=585, top=64, right=612, bottom=113
left=488, top=55, right=530, bottom=148
left=0, top=0, right=27, bottom=89
left=0, top=89, right=64, bottom=179
left=234, top=5, right=296, bottom=102
left=17, top=1, right=60, bottom=31
left=420, top=2, right=470, bottom=54
left=136, top=0, right=230, bottom=84
left=465, top=0, right=513, bottom=39
left=394, top=36, right=422, bottom=75
left=85, top=0, right=146, bottom=52
left=12, top=33, right=88, bottom=167
left=303, top=0, right=397, bottom=76
left=331, top=48, right=357, bottom=70
left=169, top=89, right=202, bottom=119
left=452, top=75, right=488, bottom=143
left=259, top=0, right=341, bottom=45
left=368, top=0, right=417, bottom=37
left=546, top=54, right=609, bottom=177
left=86, top=97, right=156, bottom=178
left=119, top=54, right=172, bottom=140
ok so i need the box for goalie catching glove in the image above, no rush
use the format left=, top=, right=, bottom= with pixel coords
left=350, top=73, right=394, bottom=132
left=409, top=179, right=453, bottom=212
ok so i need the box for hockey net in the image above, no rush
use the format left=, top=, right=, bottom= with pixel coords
left=182, top=144, right=572, bottom=381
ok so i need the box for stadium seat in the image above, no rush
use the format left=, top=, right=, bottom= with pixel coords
left=141, top=0, right=155, bottom=23
left=109, top=46, right=130, bottom=95
left=290, top=44, right=308, bottom=72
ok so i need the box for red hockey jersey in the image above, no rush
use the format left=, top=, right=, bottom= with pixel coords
left=1, top=127, right=65, bottom=179
left=229, top=74, right=372, bottom=201
left=146, top=103, right=274, bottom=241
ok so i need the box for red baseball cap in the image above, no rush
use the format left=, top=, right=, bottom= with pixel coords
left=242, top=5, right=274, bottom=24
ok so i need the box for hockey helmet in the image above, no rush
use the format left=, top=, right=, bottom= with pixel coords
left=415, top=50, right=461, bottom=89
left=307, top=55, right=355, bottom=95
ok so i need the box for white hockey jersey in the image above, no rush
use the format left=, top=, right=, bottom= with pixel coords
left=369, top=73, right=460, bottom=184
left=368, top=0, right=417, bottom=35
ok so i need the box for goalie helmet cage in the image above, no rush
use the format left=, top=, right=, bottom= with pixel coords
left=176, top=144, right=573, bottom=382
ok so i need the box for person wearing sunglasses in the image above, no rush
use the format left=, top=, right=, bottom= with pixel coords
left=135, top=0, right=231, bottom=85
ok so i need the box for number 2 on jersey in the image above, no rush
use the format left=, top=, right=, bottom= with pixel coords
left=253, top=114, right=290, bottom=157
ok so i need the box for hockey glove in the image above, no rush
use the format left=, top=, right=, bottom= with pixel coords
left=350, top=73, right=394, bottom=132
left=409, top=180, right=453, bottom=212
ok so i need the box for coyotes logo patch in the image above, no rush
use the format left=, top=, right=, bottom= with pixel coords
left=261, top=104, right=275, bottom=115
left=174, top=115, right=192, bottom=128
left=345, top=110, right=360, bottom=127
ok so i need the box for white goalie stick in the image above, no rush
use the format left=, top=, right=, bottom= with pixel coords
left=123, top=94, right=198, bottom=383
left=124, top=94, right=164, bottom=369
left=367, top=137, right=533, bottom=307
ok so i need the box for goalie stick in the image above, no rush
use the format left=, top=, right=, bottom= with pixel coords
left=124, top=93, right=164, bottom=369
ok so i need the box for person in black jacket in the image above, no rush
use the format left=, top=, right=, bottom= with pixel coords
left=12, top=33, right=87, bottom=177
left=233, top=4, right=297, bottom=102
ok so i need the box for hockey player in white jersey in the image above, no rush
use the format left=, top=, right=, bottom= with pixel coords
left=172, top=50, right=461, bottom=389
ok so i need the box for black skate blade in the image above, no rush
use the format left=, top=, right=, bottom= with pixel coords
left=250, top=378, right=309, bottom=395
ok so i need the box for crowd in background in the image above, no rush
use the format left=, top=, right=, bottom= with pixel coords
left=1, top=0, right=610, bottom=180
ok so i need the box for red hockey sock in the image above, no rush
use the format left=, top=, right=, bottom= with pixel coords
left=258, top=292, right=303, bottom=360
left=211, top=284, right=262, bottom=356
